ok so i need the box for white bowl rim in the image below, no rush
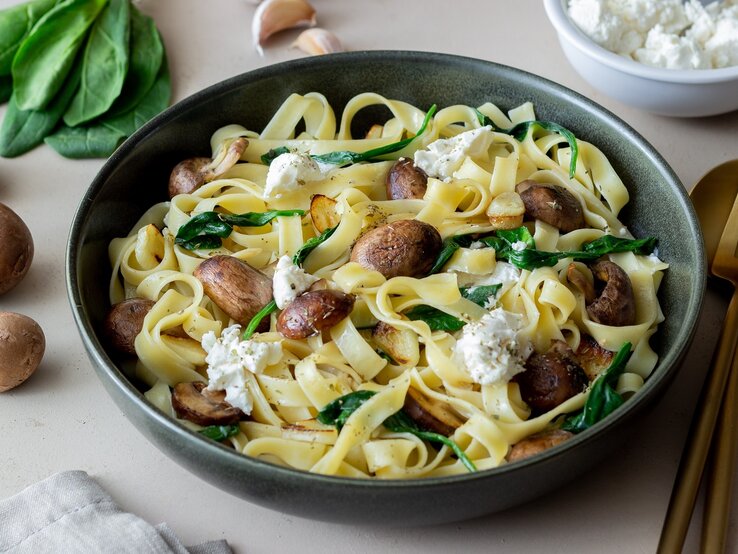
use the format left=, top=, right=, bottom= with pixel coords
left=544, top=0, right=738, bottom=84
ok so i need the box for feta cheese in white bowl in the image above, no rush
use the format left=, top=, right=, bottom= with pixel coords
left=544, top=0, right=738, bottom=116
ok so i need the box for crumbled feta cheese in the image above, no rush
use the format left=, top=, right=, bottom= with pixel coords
left=469, top=240, right=486, bottom=250
left=568, top=0, right=738, bottom=69
left=272, top=255, right=319, bottom=309
left=202, top=324, right=282, bottom=414
left=413, top=126, right=494, bottom=182
left=511, top=240, right=528, bottom=252
left=453, top=308, right=532, bottom=386
left=264, top=152, right=331, bottom=198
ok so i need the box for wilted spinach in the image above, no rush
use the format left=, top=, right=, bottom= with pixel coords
left=561, top=342, right=632, bottom=433
left=198, top=424, right=240, bottom=442
left=318, top=390, right=477, bottom=472
left=404, top=284, right=501, bottom=332
left=64, top=0, right=130, bottom=126
left=261, top=105, right=438, bottom=166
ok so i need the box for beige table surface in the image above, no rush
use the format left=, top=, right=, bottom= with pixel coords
left=1, top=1, right=737, bottom=552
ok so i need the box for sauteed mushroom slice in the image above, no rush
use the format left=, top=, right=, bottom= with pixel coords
left=514, top=340, right=589, bottom=415
left=386, top=158, right=428, bottom=200
left=103, top=298, right=155, bottom=355
left=277, top=289, right=355, bottom=339
left=588, top=260, right=636, bottom=326
left=350, top=219, right=442, bottom=279
left=168, top=137, right=249, bottom=198
left=403, top=387, right=465, bottom=437
left=171, top=382, right=245, bottom=426
left=567, top=261, right=636, bottom=327
left=506, top=429, right=574, bottom=462
left=194, top=255, right=273, bottom=329
left=576, top=334, right=615, bottom=381
left=516, top=180, right=584, bottom=232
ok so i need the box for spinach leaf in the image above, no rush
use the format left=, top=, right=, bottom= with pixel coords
left=317, top=390, right=477, bottom=472
left=429, top=234, right=477, bottom=274
left=404, top=284, right=501, bottom=332
left=580, top=235, right=658, bottom=257
left=383, top=410, right=477, bottom=473
left=175, top=209, right=304, bottom=251
left=561, top=342, right=632, bottom=434
left=106, top=5, right=163, bottom=116
left=405, top=304, right=467, bottom=332
left=261, top=105, right=438, bottom=166
left=198, top=424, right=240, bottom=442
left=292, top=225, right=337, bottom=266
left=0, top=0, right=60, bottom=75
left=12, top=0, right=107, bottom=111
left=64, top=0, right=130, bottom=126
left=476, top=109, right=579, bottom=178
left=241, top=299, right=277, bottom=340
left=45, top=58, right=170, bottom=158
left=0, top=57, right=81, bottom=158
left=0, top=75, right=11, bottom=104
left=316, top=390, right=377, bottom=429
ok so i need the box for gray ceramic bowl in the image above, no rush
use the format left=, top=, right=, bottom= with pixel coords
left=66, top=51, right=705, bottom=526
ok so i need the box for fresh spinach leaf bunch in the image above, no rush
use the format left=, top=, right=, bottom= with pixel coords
left=241, top=225, right=338, bottom=340
left=317, top=390, right=477, bottom=472
left=261, top=105, right=438, bottom=167
left=561, top=341, right=632, bottom=433
left=175, top=209, right=305, bottom=251
left=0, top=0, right=170, bottom=159
left=475, top=108, right=579, bottom=178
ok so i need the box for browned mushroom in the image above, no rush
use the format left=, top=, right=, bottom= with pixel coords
left=350, top=219, right=442, bottom=279
left=567, top=263, right=595, bottom=303
left=168, top=137, right=249, bottom=198
left=277, top=289, right=355, bottom=339
left=513, top=340, right=589, bottom=415
left=403, top=387, right=465, bottom=436
left=194, top=256, right=273, bottom=329
left=588, top=260, right=636, bottom=326
left=372, top=321, right=418, bottom=366
left=506, top=429, right=574, bottom=462
left=516, top=180, right=584, bottom=233
left=576, top=334, right=615, bottom=381
left=103, top=298, right=155, bottom=355
left=386, top=158, right=428, bottom=200
left=171, top=382, right=245, bottom=426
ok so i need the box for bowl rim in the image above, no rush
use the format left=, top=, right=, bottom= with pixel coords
left=543, top=0, right=738, bottom=84
left=66, top=50, right=706, bottom=490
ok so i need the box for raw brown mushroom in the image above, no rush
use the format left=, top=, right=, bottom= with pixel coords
left=513, top=340, right=589, bottom=415
left=171, top=382, right=245, bottom=426
left=168, top=137, right=248, bottom=198
left=0, top=312, right=45, bottom=393
left=194, top=256, right=273, bottom=329
left=103, top=298, right=155, bottom=355
left=516, top=180, right=584, bottom=233
left=403, top=387, right=465, bottom=436
left=350, top=219, right=442, bottom=279
left=386, top=158, right=428, bottom=200
left=276, top=289, right=355, bottom=339
left=506, top=429, right=574, bottom=462
left=0, top=203, right=34, bottom=296
left=568, top=261, right=636, bottom=326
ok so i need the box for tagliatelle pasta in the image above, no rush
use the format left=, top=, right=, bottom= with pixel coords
left=108, top=92, right=668, bottom=479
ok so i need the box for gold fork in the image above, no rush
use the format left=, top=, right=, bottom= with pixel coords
left=658, top=165, right=738, bottom=553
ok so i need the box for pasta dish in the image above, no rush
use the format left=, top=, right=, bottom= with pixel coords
left=106, top=92, right=667, bottom=478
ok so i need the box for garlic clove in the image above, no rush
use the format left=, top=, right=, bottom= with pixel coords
left=292, top=28, right=343, bottom=56
left=252, top=0, right=317, bottom=55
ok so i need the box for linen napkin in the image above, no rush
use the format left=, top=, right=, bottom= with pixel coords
left=0, top=471, right=232, bottom=554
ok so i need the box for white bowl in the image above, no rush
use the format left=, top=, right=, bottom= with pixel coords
left=544, top=0, right=738, bottom=117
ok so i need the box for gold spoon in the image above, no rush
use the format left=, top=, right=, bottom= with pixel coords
left=658, top=159, right=738, bottom=553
